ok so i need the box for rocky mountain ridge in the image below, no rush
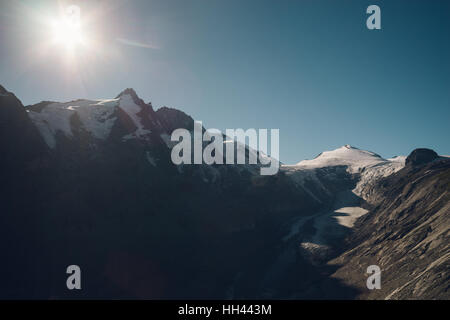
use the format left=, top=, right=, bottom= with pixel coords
left=0, top=85, right=448, bottom=299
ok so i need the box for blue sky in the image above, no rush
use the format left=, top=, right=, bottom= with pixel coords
left=1, top=0, right=449, bottom=163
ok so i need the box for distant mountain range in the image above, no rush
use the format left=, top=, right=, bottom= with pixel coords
left=0, top=84, right=448, bottom=299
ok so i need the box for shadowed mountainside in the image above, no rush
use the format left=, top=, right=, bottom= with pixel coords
left=0, top=85, right=355, bottom=299
left=0, top=85, right=448, bottom=299
left=330, top=150, right=450, bottom=299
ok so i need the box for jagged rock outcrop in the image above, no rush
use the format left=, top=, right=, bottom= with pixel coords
left=405, top=148, right=439, bottom=167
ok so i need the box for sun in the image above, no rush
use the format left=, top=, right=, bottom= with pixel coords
left=52, top=20, right=85, bottom=50
left=50, top=6, right=88, bottom=51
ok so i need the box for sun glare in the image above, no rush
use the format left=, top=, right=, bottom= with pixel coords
left=50, top=5, right=88, bottom=51
left=52, top=20, right=85, bottom=50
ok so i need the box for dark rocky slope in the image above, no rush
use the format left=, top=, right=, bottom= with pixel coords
left=330, top=150, right=450, bottom=299
left=0, top=86, right=353, bottom=299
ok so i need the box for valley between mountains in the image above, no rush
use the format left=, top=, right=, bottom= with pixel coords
left=0, top=85, right=448, bottom=299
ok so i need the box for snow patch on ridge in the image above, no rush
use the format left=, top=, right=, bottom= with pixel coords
left=333, top=206, right=369, bottom=228
left=28, top=99, right=118, bottom=148
left=352, top=156, right=405, bottom=198
left=119, top=94, right=151, bottom=141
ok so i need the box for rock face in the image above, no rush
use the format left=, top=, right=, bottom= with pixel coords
left=0, top=85, right=47, bottom=165
left=0, top=86, right=50, bottom=298
left=405, top=148, right=439, bottom=166
left=330, top=155, right=450, bottom=299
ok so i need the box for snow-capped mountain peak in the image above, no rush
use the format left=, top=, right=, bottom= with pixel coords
left=118, top=92, right=153, bottom=141
left=26, top=89, right=157, bottom=148
left=27, top=98, right=119, bottom=148
left=116, top=88, right=147, bottom=106
left=295, top=145, right=386, bottom=173
left=285, top=145, right=406, bottom=200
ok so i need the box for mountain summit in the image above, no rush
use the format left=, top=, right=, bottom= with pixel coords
left=295, top=145, right=387, bottom=173
left=25, top=88, right=166, bottom=148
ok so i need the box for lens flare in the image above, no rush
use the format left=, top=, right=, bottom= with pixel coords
left=51, top=18, right=86, bottom=51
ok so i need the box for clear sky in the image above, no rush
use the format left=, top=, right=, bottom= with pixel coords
left=1, top=0, right=449, bottom=164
